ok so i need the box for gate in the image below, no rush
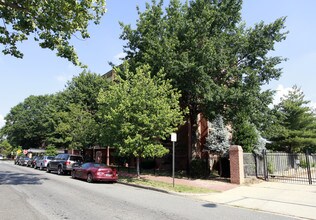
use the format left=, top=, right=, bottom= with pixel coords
left=258, top=150, right=316, bottom=185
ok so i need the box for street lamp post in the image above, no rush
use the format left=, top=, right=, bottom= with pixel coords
left=171, top=133, right=177, bottom=187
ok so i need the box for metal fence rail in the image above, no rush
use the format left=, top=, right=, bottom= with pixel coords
left=244, top=150, right=316, bottom=185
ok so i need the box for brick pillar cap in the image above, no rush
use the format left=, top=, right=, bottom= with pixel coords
left=229, top=145, right=243, bottom=152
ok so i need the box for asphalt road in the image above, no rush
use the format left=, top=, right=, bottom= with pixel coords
left=0, top=160, right=296, bottom=220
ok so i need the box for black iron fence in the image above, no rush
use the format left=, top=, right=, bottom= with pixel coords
left=244, top=150, right=316, bottom=185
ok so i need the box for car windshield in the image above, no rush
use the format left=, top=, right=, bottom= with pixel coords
left=92, top=163, right=107, bottom=168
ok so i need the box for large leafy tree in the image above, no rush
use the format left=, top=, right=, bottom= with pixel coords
left=98, top=63, right=184, bottom=176
left=0, top=0, right=106, bottom=66
left=52, top=103, right=98, bottom=150
left=265, top=85, right=316, bottom=153
left=1, top=71, right=108, bottom=150
left=49, top=71, right=108, bottom=149
left=2, top=95, right=54, bottom=148
left=120, top=0, right=287, bottom=156
left=64, top=70, right=109, bottom=115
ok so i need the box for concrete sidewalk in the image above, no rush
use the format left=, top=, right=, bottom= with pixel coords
left=192, top=181, right=316, bottom=220
left=122, top=173, right=316, bottom=219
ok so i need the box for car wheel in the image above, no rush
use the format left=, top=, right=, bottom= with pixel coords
left=46, top=165, right=51, bottom=173
left=71, top=171, right=76, bottom=179
left=40, top=164, right=43, bottom=170
left=87, top=173, right=93, bottom=183
left=57, top=166, right=63, bottom=175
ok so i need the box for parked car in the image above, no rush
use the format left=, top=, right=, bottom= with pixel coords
left=47, top=153, right=83, bottom=175
left=27, top=156, right=39, bottom=168
left=35, top=155, right=54, bottom=170
left=0, top=154, right=4, bottom=160
left=19, top=156, right=30, bottom=166
left=71, top=162, right=118, bottom=183
left=15, top=156, right=22, bottom=165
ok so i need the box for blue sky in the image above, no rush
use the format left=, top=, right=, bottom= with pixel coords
left=1, top=0, right=316, bottom=128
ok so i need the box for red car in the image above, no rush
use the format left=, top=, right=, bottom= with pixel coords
left=71, top=162, right=118, bottom=183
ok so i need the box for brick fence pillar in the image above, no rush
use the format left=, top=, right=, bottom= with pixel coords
left=229, top=145, right=244, bottom=184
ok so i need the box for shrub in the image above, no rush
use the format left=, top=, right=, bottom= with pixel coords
left=190, top=159, right=209, bottom=178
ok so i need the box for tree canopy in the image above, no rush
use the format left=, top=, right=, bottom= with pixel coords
left=1, top=71, right=108, bottom=150
left=119, top=0, right=287, bottom=153
left=0, top=0, right=106, bottom=66
left=2, top=95, right=54, bottom=149
left=97, top=63, right=184, bottom=175
left=265, top=85, right=316, bottom=153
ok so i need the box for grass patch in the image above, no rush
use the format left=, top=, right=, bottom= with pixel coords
left=119, top=176, right=217, bottom=194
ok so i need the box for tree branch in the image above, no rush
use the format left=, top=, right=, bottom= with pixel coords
left=0, top=1, right=27, bottom=11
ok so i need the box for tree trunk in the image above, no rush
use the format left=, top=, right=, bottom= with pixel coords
left=219, top=158, right=223, bottom=177
left=136, top=156, right=140, bottom=177
left=187, top=109, right=198, bottom=175
left=187, top=116, right=192, bottom=174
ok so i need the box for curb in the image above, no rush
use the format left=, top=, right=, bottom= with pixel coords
left=117, top=181, right=219, bottom=197
left=118, top=181, right=174, bottom=194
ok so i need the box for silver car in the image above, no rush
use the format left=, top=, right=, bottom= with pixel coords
left=19, top=156, right=30, bottom=166
left=35, top=155, right=54, bottom=170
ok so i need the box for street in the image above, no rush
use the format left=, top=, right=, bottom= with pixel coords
left=0, top=161, right=295, bottom=220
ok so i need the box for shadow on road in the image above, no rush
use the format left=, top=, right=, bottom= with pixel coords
left=202, top=203, right=217, bottom=208
left=0, top=171, right=48, bottom=185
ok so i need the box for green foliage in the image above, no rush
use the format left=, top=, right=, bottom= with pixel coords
left=48, top=71, right=107, bottom=149
left=0, top=0, right=106, bottom=66
left=189, top=158, right=209, bottom=178
left=1, top=71, right=107, bottom=150
left=232, top=115, right=259, bottom=152
left=98, top=62, right=184, bottom=159
left=2, top=95, right=55, bottom=148
left=45, top=145, right=58, bottom=156
left=54, top=103, right=98, bottom=149
left=265, top=86, right=316, bottom=152
left=205, top=115, right=230, bottom=156
left=0, top=140, right=13, bottom=157
left=267, top=161, right=274, bottom=174
left=120, top=0, right=287, bottom=149
left=64, top=71, right=109, bottom=114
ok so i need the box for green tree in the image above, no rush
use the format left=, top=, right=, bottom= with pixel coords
left=0, top=0, right=106, bottom=66
left=2, top=95, right=55, bottom=148
left=53, top=103, right=98, bottom=150
left=45, top=145, right=58, bottom=156
left=266, top=85, right=316, bottom=152
left=205, top=115, right=230, bottom=156
left=232, top=112, right=259, bottom=152
left=50, top=71, right=108, bottom=149
left=120, top=0, right=287, bottom=159
left=205, top=114, right=230, bottom=176
left=0, top=139, right=13, bottom=158
left=64, top=70, right=109, bottom=115
left=98, top=63, right=184, bottom=176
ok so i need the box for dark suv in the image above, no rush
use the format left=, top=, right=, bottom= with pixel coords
left=47, top=153, right=83, bottom=175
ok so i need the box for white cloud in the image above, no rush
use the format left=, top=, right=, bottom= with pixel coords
left=272, top=85, right=316, bottom=110
left=308, top=101, right=316, bottom=111
left=0, top=114, right=5, bottom=128
left=273, top=84, right=292, bottom=105
left=112, top=52, right=126, bottom=65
